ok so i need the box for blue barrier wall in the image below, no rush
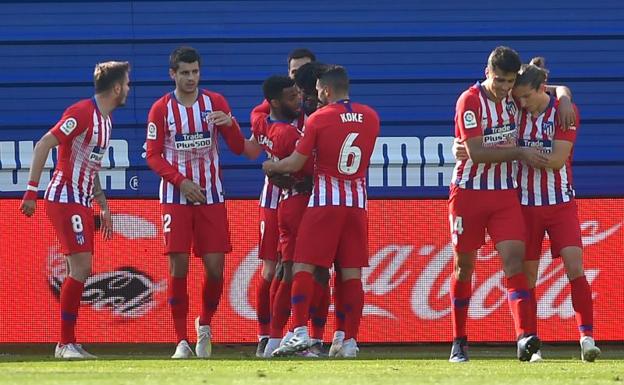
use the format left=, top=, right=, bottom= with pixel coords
left=1, top=0, right=623, bottom=198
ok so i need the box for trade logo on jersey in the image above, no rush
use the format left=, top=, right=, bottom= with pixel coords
left=174, top=132, right=211, bottom=150
left=147, top=122, right=157, bottom=140
left=59, top=118, right=78, bottom=135
left=505, top=101, right=517, bottom=116
left=463, top=110, right=477, bottom=129
left=542, top=121, right=555, bottom=137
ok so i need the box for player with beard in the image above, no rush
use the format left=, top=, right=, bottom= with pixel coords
left=20, top=61, right=131, bottom=359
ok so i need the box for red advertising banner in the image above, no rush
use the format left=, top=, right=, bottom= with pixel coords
left=0, top=199, right=622, bottom=343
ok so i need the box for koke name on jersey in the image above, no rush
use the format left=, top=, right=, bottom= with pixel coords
left=174, top=132, right=211, bottom=150
left=340, top=112, right=364, bottom=123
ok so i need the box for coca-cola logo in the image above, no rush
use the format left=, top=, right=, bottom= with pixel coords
left=229, top=219, right=621, bottom=322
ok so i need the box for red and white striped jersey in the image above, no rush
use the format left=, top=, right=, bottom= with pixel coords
left=146, top=89, right=245, bottom=205
left=44, top=98, right=111, bottom=207
left=296, top=100, right=380, bottom=209
left=452, top=83, right=519, bottom=190
left=250, top=101, right=307, bottom=209
left=517, top=97, right=578, bottom=206
left=250, top=112, right=313, bottom=203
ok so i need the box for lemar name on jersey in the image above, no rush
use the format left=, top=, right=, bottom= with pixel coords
left=173, top=131, right=211, bottom=150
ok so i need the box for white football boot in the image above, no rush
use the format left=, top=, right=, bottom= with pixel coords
left=171, top=340, right=193, bottom=359
left=328, top=330, right=345, bottom=357
left=580, top=336, right=601, bottom=362
left=55, top=343, right=96, bottom=359
left=195, top=316, right=212, bottom=358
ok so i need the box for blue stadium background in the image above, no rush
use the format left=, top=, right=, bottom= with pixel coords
left=1, top=0, right=623, bottom=198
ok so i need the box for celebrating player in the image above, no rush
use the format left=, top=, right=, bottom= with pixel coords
left=512, top=60, right=601, bottom=362
left=247, top=48, right=316, bottom=357
left=20, top=61, right=130, bottom=359
left=265, top=65, right=380, bottom=358
left=145, top=46, right=246, bottom=359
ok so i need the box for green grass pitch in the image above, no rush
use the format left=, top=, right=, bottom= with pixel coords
left=1, top=344, right=623, bottom=385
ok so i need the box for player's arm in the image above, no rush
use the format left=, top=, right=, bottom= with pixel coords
left=242, top=111, right=269, bottom=160
left=92, top=174, right=112, bottom=240
left=263, top=151, right=308, bottom=175
left=19, top=132, right=59, bottom=217
left=211, top=95, right=245, bottom=155
left=546, top=85, right=575, bottom=129
left=541, top=107, right=578, bottom=170
left=541, top=140, right=574, bottom=170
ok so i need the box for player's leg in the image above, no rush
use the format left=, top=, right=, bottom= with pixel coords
left=447, top=187, right=486, bottom=363
left=162, top=204, right=193, bottom=358
left=549, top=201, right=599, bottom=361
left=489, top=191, right=539, bottom=361
left=272, top=207, right=342, bottom=356
left=45, top=201, right=96, bottom=359
left=309, top=267, right=330, bottom=355
left=256, top=206, right=279, bottom=356
left=193, top=203, right=232, bottom=358
left=521, top=204, right=546, bottom=362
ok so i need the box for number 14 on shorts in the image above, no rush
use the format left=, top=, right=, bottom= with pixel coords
left=449, top=214, right=464, bottom=246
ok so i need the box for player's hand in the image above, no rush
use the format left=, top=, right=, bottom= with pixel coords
left=520, top=147, right=549, bottom=169
left=20, top=199, right=36, bottom=217
left=180, top=179, right=207, bottom=204
left=100, top=208, right=113, bottom=241
left=262, top=159, right=276, bottom=177
left=208, top=111, right=233, bottom=127
left=452, top=139, right=468, bottom=161
left=293, top=176, right=314, bottom=194
left=557, top=97, right=576, bottom=130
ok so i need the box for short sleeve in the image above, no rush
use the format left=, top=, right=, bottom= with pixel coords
left=455, top=92, right=482, bottom=140
left=49, top=103, right=90, bottom=144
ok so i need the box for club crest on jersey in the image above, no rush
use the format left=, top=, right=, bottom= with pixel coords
left=200, top=110, right=212, bottom=122
left=174, top=132, right=211, bottom=150
left=147, top=122, right=157, bottom=140
left=505, top=101, right=517, bottom=116
left=59, top=118, right=78, bottom=135
left=463, top=110, right=477, bottom=129
left=75, top=233, right=85, bottom=245
left=542, top=121, right=554, bottom=137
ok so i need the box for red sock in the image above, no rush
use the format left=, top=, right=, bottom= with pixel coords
left=505, top=273, right=533, bottom=338
left=199, top=276, right=223, bottom=326
left=340, top=279, right=364, bottom=340
left=270, top=281, right=292, bottom=338
left=450, top=276, right=472, bottom=339
left=529, top=287, right=538, bottom=336
left=310, top=281, right=330, bottom=340
left=291, top=271, right=314, bottom=329
left=334, top=272, right=345, bottom=332
left=570, top=275, right=593, bottom=337
left=269, top=274, right=280, bottom=310
left=60, top=276, right=84, bottom=345
left=256, top=277, right=272, bottom=336
left=168, top=276, right=188, bottom=342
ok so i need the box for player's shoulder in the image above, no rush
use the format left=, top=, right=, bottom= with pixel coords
left=201, top=89, right=227, bottom=104
left=150, top=93, right=171, bottom=109
left=458, top=84, right=481, bottom=103
left=66, top=98, right=95, bottom=114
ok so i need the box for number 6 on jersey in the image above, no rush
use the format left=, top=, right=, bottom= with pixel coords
left=338, top=133, right=362, bottom=175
